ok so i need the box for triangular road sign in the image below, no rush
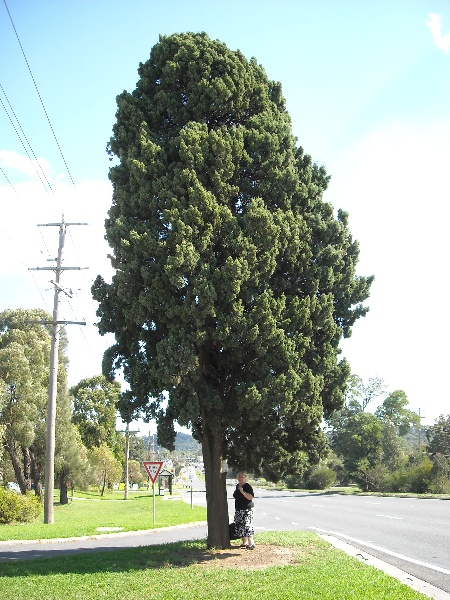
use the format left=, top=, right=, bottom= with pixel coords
left=143, top=461, right=164, bottom=484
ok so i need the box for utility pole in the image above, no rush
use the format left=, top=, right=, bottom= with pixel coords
left=29, top=214, right=87, bottom=524
left=418, top=408, right=425, bottom=450
left=118, top=422, right=139, bottom=499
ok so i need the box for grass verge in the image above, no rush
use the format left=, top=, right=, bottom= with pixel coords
left=0, top=492, right=206, bottom=541
left=0, top=531, right=428, bottom=599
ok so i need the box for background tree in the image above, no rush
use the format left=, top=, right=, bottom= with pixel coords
left=128, top=434, right=147, bottom=463
left=70, top=375, right=121, bottom=453
left=426, top=414, right=450, bottom=457
left=426, top=415, right=450, bottom=493
left=379, top=421, right=406, bottom=472
left=374, top=390, right=419, bottom=473
left=92, top=33, right=372, bottom=547
left=89, top=443, right=122, bottom=496
left=330, top=411, right=382, bottom=490
left=54, top=383, right=93, bottom=504
left=327, top=382, right=437, bottom=492
left=345, top=375, right=386, bottom=412
left=0, top=309, right=68, bottom=497
left=127, top=459, right=144, bottom=486
left=0, top=378, right=6, bottom=426
left=375, top=390, right=420, bottom=436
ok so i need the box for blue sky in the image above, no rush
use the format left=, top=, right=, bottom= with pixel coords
left=1, top=0, right=449, bottom=429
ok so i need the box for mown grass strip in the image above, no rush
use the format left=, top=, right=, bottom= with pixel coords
left=0, top=493, right=206, bottom=541
left=0, top=532, right=428, bottom=600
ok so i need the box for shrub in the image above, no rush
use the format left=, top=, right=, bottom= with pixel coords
left=306, top=466, right=336, bottom=490
left=0, top=487, right=42, bottom=524
left=284, top=473, right=305, bottom=489
left=382, top=469, right=410, bottom=493
left=381, top=456, right=434, bottom=494
left=356, top=463, right=388, bottom=492
left=429, top=453, right=450, bottom=494
left=407, top=458, right=433, bottom=493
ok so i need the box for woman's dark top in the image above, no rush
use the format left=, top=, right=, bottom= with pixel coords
left=233, top=482, right=254, bottom=510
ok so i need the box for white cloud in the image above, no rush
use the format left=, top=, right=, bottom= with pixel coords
left=0, top=149, right=51, bottom=180
left=0, top=156, right=116, bottom=389
left=425, top=13, right=450, bottom=54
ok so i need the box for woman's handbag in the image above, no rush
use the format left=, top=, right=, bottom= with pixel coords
left=229, top=522, right=240, bottom=540
left=246, top=501, right=254, bottom=509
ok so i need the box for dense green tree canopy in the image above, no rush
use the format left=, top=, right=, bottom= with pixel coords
left=330, top=410, right=383, bottom=484
left=55, top=383, right=92, bottom=503
left=375, top=390, right=420, bottom=436
left=427, top=414, right=450, bottom=457
left=70, top=375, right=121, bottom=450
left=93, top=33, right=372, bottom=547
left=89, top=443, right=122, bottom=496
left=0, top=309, right=68, bottom=495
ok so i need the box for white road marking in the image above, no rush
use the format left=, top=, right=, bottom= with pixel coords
left=310, top=527, right=450, bottom=576
left=376, top=514, right=403, bottom=520
left=275, top=517, right=281, bottom=520
left=292, top=522, right=299, bottom=526
left=312, top=504, right=324, bottom=508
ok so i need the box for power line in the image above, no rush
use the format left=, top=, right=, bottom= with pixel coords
left=0, top=221, right=52, bottom=309
left=3, top=0, right=76, bottom=189
left=1, top=0, right=103, bottom=371
left=0, top=165, right=18, bottom=194
left=0, top=83, right=53, bottom=193
left=0, top=92, right=51, bottom=193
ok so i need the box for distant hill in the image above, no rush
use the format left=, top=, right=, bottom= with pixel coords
left=140, top=431, right=201, bottom=455
left=175, top=432, right=201, bottom=454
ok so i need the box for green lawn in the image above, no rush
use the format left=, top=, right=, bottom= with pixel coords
left=0, top=491, right=206, bottom=541
left=0, top=492, right=431, bottom=599
left=0, top=531, right=428, bottom=599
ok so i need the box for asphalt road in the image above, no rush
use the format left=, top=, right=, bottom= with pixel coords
left=234, top=488, right=450, bottom=594
left=1, top=487, right=449, bottom=596
left=172, top=485, right=450, bottom=594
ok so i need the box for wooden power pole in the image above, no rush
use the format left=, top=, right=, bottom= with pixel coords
left=29, top=214, right=87, bottom=524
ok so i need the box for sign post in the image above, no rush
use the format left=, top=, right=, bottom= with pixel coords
left=143, top=461, right=163, bottom=524
left=188, top=466, right=195, bottom=509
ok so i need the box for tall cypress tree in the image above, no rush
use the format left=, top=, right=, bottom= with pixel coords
left=93, top=32, right=372, bottom=548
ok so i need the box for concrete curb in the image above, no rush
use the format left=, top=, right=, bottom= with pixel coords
left=320, top=534, right=450, bottom=600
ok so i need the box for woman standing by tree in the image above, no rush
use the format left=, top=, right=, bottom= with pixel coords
left=233, top=472, right=255, bottom=550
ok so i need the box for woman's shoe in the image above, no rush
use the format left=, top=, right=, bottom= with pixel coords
left=246, top=544, right=255, bottom=550
left=239, top=543, right=248, bottom=548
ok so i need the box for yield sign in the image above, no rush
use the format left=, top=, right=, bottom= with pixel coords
left=143, top=461, right=164, bottom=484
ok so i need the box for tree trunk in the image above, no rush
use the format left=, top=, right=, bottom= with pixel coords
left=201, top=420, right=230, bottom=549
left=2, top=436, right=28, bottom=494
left=34, top=478, right=43, bottom=502
left=22, top=446, right=32, bottom=491
left=59, top=473, right=69, bottom=505
left=30, top=451, right=43, bottom=502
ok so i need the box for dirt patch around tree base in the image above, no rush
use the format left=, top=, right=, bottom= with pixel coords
left=193, top=543, right=296, bottom=569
